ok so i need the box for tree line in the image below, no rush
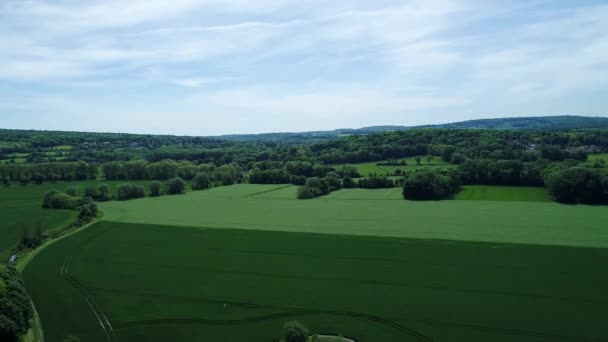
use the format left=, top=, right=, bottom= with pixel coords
left=0, top=265, right=33, bottom=342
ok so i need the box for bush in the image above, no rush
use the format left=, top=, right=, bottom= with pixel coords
left=150, top=180, right=163, bottom=196
left=117, top=184, right=146, bottom=200
left=65, top=186, right=79, bottom=197
left=284, top=321, right=309, bottom=342
left=42, top=190, right=78, bottom=209
left=403, top=169, right=460, bottom=200
left=342, top=176, right=355, bottom=188
left=192, top=173, right=210, bottom=190
left=84, top=186, right=98, bottom=199
left=357, top=176, right=395, bottom=189
left=166, top=177, right=186, bottom=194
left=98, top=184, right=111, bottom=201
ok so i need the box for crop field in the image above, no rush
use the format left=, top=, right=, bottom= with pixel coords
left=24, top=220, right=608, bottom=341
left=332, top=157, right=453, bottom=176
left=0, top=180, right=151, bottom=260
left=455, top=186, right=552, bottom=202
left=99, top=184, right=608, bottom=248
left=21, top=184, right=608, bottom=342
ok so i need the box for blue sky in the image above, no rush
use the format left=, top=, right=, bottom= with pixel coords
left=1, top=0, right=607, bottom=135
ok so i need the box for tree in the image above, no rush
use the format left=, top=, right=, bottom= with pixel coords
left=450, top=153, right=466, bottom=164
left=84, top=186, right=98, bottom=199
left=325, top=172, right=342, bottom=191
left=192, top=173, right=210, bottom=190
left=98, top=184, right=111, bottom=201
left=342, top=176, right=355, bottom=188
left=2, top=177, right=10, bottom=187
left=426, top=155, right=432, bottom=164
left=403, top=169, right=460, bottom=200
left=19, top=177, right=30, bottom=186
left=117, top=184, right=145, bottom=200
left=64, top=173, right=74, bottom=182
left=150, top=181, right=163, bottom=196
left=166, top=177, right=186, bottom=194
left=415, top=156, right=421, bottom=165
left=284, top=321, right=309, bottom=342
left=65, top=186, right=79, bottom=197
left=32, top=172, right=44, bottom=184
left=0, top=314, right=19, bottom=342
left=545, top=167, right=605, bottom=204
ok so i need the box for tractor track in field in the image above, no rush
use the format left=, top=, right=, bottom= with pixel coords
left=87, top=286, right=432, bottom=341
left=58, top=225, right=120, bottom=342
left=91, top=286, right=608, bottom=342
left=61, top=256, right=118, bottom=342
left=245, top=184, right=293, bottom=198
left=113, top=310, right=433, bottom=342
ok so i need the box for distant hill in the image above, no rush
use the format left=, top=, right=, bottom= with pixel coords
left=219, top=115, right=608, bottom=142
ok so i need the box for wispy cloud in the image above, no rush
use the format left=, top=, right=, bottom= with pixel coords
left=0, top=0, right=607, bottom=134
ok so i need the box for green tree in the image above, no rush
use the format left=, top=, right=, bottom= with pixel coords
left=98, top=184, right=111, bottom=201
left=415, top=156, right=421, bottom=165
left=284, top=321, right=309, bottom=342
left=192, top=173, right=211, bottom=190
left=150, top=180, right=163, bottom=196
left=166, top=177, right=186, bottom=194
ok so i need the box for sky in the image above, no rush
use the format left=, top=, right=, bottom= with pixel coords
left=1, top=0, right=607, bottom=136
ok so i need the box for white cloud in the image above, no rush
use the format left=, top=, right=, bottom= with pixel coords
left=0, top=0, right=607, bottom=134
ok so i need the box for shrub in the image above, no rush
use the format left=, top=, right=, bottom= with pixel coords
left=117, top=184, right=145, bottom=200
left=192, top=173, right=210, bottom=190
left=166, top=177, right=186, bottom=194
left=150, top=180, right=163, bottom=196
left=284, top=321, right=309, bottom=342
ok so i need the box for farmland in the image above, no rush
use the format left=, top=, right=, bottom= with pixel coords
left=22, top=184, right=608, bottom=342
left=332, top=156, right=454, bottom=176
left=99, top=184, right=608, bottom=248
left=0, top=180, right=151, bottom=260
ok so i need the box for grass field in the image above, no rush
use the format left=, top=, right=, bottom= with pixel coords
left=99, top=184, right=608, bottom=248
left=24, top=220, right=608, bottom=342
left=455, top=186, right=552, bottom=202
left=21, top=183, right=608, bottom=342
left=332, top=157, right=454, bottom=176
left=0, top=180, right=151, bottom=260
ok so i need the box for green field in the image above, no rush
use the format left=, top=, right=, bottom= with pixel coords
left=0, top=180, right=151, bottom=260
left=21, top=184, right=608, bottom=342
left=588, top=153, right=608, bottom=163
left=99, top=184, right=608, bottom=248
left=456, top=186, right=552, bottom=202
left=333, top=157, right=454, bottom=176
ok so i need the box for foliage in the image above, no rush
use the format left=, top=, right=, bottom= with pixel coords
left=0, top=266, right=33, bottom=342
left=545, top=167, right=608, bottom=204
left=192, top=173, right=211, bottom=190
left=403, top=169, right=460, bottom=200
left=117, top=184, right=146, bottom=200
left=165, top=177, right=186, bottom=195
left=149, top=180, right=163, bottom=196
left=284, top=321, right=309, bottom=342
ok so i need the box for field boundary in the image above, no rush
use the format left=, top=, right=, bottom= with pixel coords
left=17, top=218, right=102, bottom=342
left=245, top=184, right=293, bottom=198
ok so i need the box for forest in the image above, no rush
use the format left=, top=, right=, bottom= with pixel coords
left=1, top=128, right=607, bottom=204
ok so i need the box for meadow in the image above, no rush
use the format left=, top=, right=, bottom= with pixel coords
left=100, top=184, right=608, bottom=248
left=332, top=156, right=454, bottom=176
left=20, top=184, right=608, bottom=342
left=0, top=180, right=151, bottom=260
